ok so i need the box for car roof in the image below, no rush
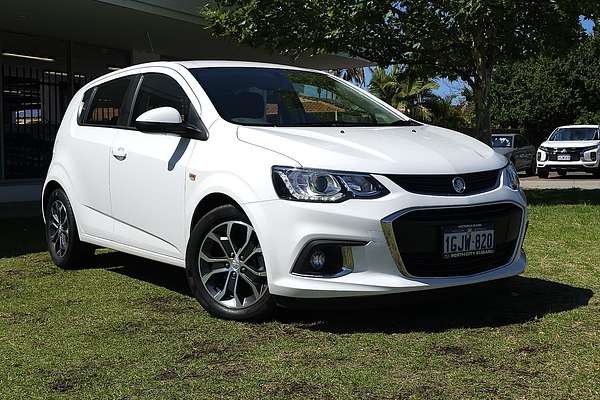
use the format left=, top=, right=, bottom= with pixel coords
left=175, top=60, right=315, bottom=72
left=556, top=125, right=600, bottom=129
left=81, top=60, right=323, bottom=95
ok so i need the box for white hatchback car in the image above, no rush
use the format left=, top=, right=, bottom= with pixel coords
left=43, top=61, right=528, bottom=320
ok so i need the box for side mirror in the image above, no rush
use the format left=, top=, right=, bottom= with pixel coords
left=134, top=107, right=208, bottom=140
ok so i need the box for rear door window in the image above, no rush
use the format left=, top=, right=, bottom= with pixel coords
left=85, top=76, right=135, bottom=127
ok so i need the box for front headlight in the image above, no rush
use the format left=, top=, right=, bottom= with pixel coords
left=579, top=145, right=599, bottom=153
left=272, top=166, right=389, bottom=202
left=503, top=163, right=520, bottom=191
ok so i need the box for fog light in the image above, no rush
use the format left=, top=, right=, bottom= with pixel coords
left=309, top=250, right=326, bottom=270
left=292, top=240, right=367, bottom=277
left=592, top=152, right=597, bottom=162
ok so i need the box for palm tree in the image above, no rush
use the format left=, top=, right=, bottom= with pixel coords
left=329, top=68, right=366, bottom=86
left=368, top=66, right=439, bottom=122
left=423, top=95, right=474, bottom=130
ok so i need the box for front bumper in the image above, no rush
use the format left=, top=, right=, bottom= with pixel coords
left=537, top=159, right=599, bottom=171
left=244, top=178, right=528, bottom=299
left=537, top=148, right=599, bottom=171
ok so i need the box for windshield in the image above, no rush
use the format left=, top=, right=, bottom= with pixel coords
left=190, top=67, right=417, bottom=127
left=491, top=135, right=513, bottom=148
left=549, top=127, right=599, bottom=141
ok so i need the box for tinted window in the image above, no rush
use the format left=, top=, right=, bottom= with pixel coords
left=190, top=67, right=415, bottom=127
left=550, top=127, right=599, bottom=141
left=86, top=77, right=134, bottom=126
left=130, top=73, right=192, bottom=124
left=514, top=135, right=527, bottom=147
left=491, top=135, right=513, bottom=148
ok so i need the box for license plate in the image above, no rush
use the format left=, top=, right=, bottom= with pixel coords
left=557, top=154, right=571, bottom=161
left=443, top=224, right=495, bottom=259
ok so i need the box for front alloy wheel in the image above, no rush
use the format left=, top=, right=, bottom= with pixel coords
left=186, top=205, right=273, bottom=320
left=199, top=221, right=267, bottom=308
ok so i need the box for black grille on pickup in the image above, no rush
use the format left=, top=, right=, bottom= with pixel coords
left=391, top=203, right=523, bottom=277
left=548, top=148, right=581, bottom=161
left=385, top=169, right=501, bottom=196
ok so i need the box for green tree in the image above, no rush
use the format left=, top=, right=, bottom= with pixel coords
left=491, top=33, right=600, bottom=145
left=203, top=0, right=596, bottom=144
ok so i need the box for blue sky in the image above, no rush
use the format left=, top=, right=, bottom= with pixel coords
left=580, top=16, right=595, bottom=34
left=361, top=17, right=596, bottom=101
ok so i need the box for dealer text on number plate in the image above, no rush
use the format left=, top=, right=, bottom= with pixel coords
left=443, top=224, right=495, bottom=258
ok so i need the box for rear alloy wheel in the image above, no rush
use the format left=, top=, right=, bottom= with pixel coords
left=45, top=188, right=95, bottom=268
left=186, top=205, right=273, bottom=320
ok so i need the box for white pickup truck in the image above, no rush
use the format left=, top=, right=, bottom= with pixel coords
left=537, top=125, right=600, bottom=178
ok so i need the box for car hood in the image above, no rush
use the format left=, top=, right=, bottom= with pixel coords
left=541, top=140, right=600, bottom=149
left=237, top=125, right=507, bottom=175
left=493, top=147, right=513, bottom=156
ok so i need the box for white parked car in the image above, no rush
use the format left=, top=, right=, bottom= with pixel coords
left=491, top=133, right=536, bottom=176
left=537, top=125, right=600, bottom=178
left=43, top=61, right=528, bottom=320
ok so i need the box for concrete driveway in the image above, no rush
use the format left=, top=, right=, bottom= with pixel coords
left=521, top=172, right=600, bottom=190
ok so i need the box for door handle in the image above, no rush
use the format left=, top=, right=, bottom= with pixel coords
left=112, top=147, right=127, bottom=161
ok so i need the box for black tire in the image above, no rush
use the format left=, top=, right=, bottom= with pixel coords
left=186, top=205, right=274, bottom=321
left=593, top=168, right=600, bottom=178
left=525, top=161, right=536, bottom=177
left=45, top=188, right=95, bottom=269
left=557, top=170, right=568, bottom=177
left=537, top=168, right=549, bottom=179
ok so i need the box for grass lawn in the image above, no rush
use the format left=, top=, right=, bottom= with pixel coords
left=1, top=190, right=599, bottom=399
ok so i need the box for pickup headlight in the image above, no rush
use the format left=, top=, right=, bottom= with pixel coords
left=272, top=166, right=389, bottom=202
left=579, top=145, right=599, bottom=153
left=503, top=163, right=520, bottom=191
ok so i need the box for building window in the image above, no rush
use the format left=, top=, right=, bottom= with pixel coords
left=1, top=30, right=130, bottom=181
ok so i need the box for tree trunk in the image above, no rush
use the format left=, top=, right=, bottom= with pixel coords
left=473, top=62, right=493, bottom=145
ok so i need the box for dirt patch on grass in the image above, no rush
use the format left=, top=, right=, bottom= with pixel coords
left=156, top=367, right=180, bottom=381
left=180, top=338, right=239, bottom=361
left=261, top=380, right=328, bottom=399
left=0, top=310, right=48, bottom=324
left=0, top=282, right=17, bottom=295
left=112, top=320, right=145, bottom=335
left=0, top=258, right=58, bottom=280
left=428, top=343, right=490, bottom=368
left=142, top=295, right=197, bottom=315
left=431, top=344, right=469, bottom=357
left=46, top=362, right=107, bottom=393
left=515, top=343, right=552, bottom=356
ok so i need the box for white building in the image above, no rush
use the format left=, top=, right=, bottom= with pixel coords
left=0, top=0, right=366, bottom=206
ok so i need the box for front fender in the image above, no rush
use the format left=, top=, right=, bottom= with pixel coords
left=184, top=170, right=270, bottom=232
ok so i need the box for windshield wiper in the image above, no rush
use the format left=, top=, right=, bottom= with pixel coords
left=386, top=119, right=422, bottom=127
left=260, top=120, right=423, bottom=128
